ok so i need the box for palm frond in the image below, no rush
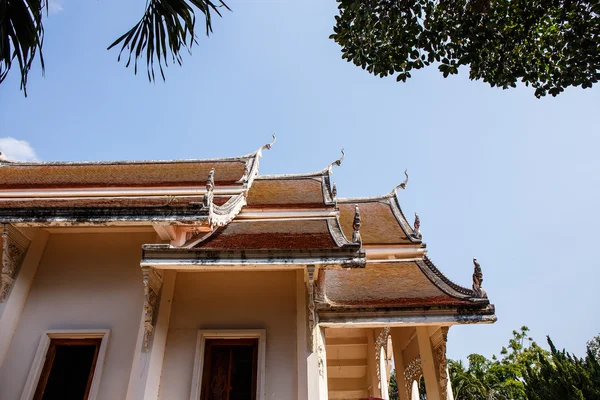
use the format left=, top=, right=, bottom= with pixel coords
left=0, top=0, right=48, bottom=96
left=107, top=0, right=230, bottom=81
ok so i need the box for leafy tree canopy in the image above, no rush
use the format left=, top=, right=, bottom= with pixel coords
left=2, top=0, right=599, bottom=97
left=330, top=0, right=600, bottom=97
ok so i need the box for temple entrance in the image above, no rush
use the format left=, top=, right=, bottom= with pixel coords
left=200, top=339, right=259, bottom=400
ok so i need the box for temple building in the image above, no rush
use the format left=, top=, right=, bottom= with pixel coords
left=0, top=137, right=495, bottom=400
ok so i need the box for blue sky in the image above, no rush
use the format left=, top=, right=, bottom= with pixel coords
left=1, top=0, right=599, bottom=361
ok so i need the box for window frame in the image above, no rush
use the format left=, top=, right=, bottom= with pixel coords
left=190, top=329, right=266, bottom=400
left=21, top=329, right=110, bottom=400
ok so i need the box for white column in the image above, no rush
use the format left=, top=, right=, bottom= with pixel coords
left=367, top=329, right=382, bottom=398
left=306, top=265, right=327, bottom=400
left=126, top=270, right=176, bottom=400
left=416, top=326, right=441, bottom=400
left=0, top=228, right=48, bottom=368
left=296, top=270, right=308, bottom=400
left=390, top=328, right=410, bottom=400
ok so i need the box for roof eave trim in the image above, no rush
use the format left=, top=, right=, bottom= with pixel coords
left=417, top=256, right=489, bottom=303
left=142, top=245, right=366, bottom=268
left=317, top=306, right=497, bottom=327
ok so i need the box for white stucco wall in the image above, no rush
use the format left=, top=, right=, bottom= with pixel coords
left=0, top=231, right=155, bottom=400
left=159, top=270, right=298, bottom=400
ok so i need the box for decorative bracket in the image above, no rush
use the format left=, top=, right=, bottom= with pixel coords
left=432, top=327, right=449, bottom=399
left=404, top=356, right=423, bottom=399
left=1, top=224, right=31, bottom=302
left=141, top=266, right=163, bottom=351
left=306, top=265, right=318, bottom=352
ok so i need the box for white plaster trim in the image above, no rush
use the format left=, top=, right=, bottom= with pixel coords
left=190, top=329, right=266, bottom=400
left=0, top=186, right=244, bottom=199
left=20, top=329, right=110, bottom=400
left=364, top=246, right=426, bottom=260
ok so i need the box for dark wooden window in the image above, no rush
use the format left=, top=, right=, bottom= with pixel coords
left=33, top=338, right=102, bottom=400
left=200, top=338, right=259, bottom=400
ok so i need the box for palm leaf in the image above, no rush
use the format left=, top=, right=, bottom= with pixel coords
left=108, top=0, right=230, bottom=81
left=0, top=0, right=48, bottom=96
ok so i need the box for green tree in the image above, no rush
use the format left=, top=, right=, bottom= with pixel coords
left=524, top=336, right=600, bottom=400
left=389, top=369, right=399, bottom=400
left=587, top=335, right=600, bottom=360
left=3, top=0, right=600, bottom=97
left=330, top=0, right=600, bottom=97
left=448, top=326, right=546, bottom=400
left=1, top=0, right=227, bottom=95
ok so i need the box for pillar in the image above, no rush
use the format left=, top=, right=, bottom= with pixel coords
left=126, top=269, right=176, bottom=400
left=0, top=227, right=48, bottom=367
left=416, top=326, right=441, bottom=400
left=390, top=328, right=410, bottom=400
left=306, top=266, right=328, bottom=400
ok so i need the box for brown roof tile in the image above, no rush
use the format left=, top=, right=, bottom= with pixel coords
left=194, top=220, right=338, bottom=249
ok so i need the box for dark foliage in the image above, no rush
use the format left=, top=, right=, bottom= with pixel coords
left=0, top=0, right=47, bottom=95
left=524, top=337, right=600, bottom=400
left=330, top=0, right=600, bottom=97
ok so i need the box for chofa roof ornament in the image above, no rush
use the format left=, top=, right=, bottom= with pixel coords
left=392, top=169, right=409, bottom=193
left=472, top=258, right=487, bottom=298
left=327, top=148, right=345, bottom=174
left=261, top=133, right=277, bottom=151
left=352, top=204, right=362, bottom=245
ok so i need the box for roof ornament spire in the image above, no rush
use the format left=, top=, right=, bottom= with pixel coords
left=261, top=134, right=277, bottom=152
left=352, top=204, right=362, bottom=245
left=202, top=168, right=215, bottom=209
left=392, top=169, right=409, bottom=193
left=327, top=149, right=345, bottom=174
left=472, top=258, right=487, bottom=298
left=412, top=212, right=422, bottom=239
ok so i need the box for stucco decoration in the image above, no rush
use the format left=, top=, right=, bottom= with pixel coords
left=432, top=327, right=450, bottom=399
left=352, top=205, right=362, bottom=245
left=141, top=266, right=163, bottom=351
left=404, top=356, right=423, bottom=399
left=306, top=265, right=318, bottom=352
left=375, top=327, right=391, bottom=387
left=1, top=224, right=30, bottom=302
left=472, top=258, right=487, bottom=298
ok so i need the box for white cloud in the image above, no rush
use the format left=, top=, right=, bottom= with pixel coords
left=0, top=138, right=39, bottom=162
left=48, top=0, right=64, bottom=14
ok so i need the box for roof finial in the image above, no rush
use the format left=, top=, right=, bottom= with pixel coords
left=328, top=149, right=345, bottom=172
left=393, top=169, right=409, bottom=192
left=203, top=168, right=215, bottom=208
left=472, top=258, right=487, bottom=298
left=261, top=134, right=276, bottom=151
left=352, top=204, right=362, bottom=245
left=412, top=212, right=422, bottom=239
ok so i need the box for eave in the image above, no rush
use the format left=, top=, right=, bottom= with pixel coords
left=140, top=245, right=366, bottom=270
left=317, top=303, right=497, bottom=327
left=0, top=206, right=210, bottom=226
